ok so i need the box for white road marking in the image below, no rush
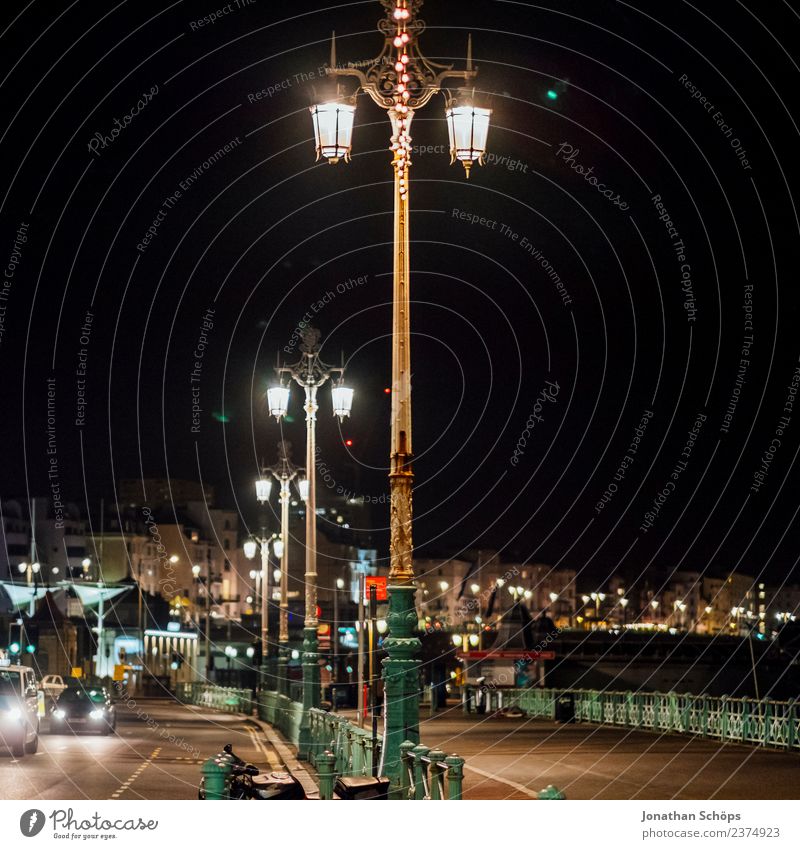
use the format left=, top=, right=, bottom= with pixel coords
left=108, top=747, right=161, bottom=799
left=463, top=763, right=540, bottom=798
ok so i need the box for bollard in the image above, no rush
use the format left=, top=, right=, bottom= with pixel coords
left=411, top=744, right=430, bottom=800
left=428, top=750, right=446, bottom=800
left=445, top=754, right=464, bottom=800
left=537, top=784, right=565, bottom=800
left=317, top=750, right=337, bottom=800
left=201, top=757, right=231, bottom=800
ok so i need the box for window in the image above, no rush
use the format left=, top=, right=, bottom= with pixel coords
left=224, top=520, right=231, bottom=531
left=223, top=539, right=230, bottom=551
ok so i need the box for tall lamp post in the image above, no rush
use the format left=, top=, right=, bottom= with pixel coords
left=267, top=326, right=353, bottom=760
left=244, top=532, right=272, bottom=668
left=255, top=441, right=305, bottom=696
left=309, top=0, right=491, bottom=782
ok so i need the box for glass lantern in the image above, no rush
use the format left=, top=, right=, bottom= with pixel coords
left=255, top=477, right=273, bottom=504
left=310, top=99, right=357, bottom=164
left=445, top=93, right=492, bottom=178
left=267, top=385, right=290, bottom=419
left=331, top=384, right=354, bottom=418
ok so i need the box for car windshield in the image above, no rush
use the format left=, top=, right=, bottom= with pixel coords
left=0, top=670, right=21, bottom=695
left=59, top=688, right=105, bottom=704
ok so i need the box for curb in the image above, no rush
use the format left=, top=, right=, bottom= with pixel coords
left=249, top=716, right=321, bottom=800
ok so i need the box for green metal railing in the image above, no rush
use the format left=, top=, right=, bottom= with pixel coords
left=496, top=687, right=800, bottom=751
left=307, top=708, right=465, bottom=799
left=257, top=690, right=304, bottom=745
left=177, top=682, right=255, bottom=715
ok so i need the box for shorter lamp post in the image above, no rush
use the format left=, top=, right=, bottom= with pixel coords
left=254, top=442, right=305, bottom=695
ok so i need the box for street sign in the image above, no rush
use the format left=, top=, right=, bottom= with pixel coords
left=364, top=576, right=387, bottom=602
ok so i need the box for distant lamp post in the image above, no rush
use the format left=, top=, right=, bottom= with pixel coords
left=267, top=326, right=352, bottom=759
left=312, top=0, right=491, bottom=782
left=254, top=441, right=304, bottom=693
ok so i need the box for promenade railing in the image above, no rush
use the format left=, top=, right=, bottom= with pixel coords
left=485, top=686, right=800, bottom=751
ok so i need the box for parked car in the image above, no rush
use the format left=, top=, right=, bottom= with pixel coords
left=50, top=686, right=116, bottom=735
left=0, top=660, right=41, bottom=757
left=41, top=675, right=68, bottom=700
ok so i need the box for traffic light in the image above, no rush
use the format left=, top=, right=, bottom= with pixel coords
left=25, top=623, right=38, bottom=654
left=8, top=622, right=23, bottom=656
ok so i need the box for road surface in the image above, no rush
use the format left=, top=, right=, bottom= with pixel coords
left=0, top=698, right=278, bottom=800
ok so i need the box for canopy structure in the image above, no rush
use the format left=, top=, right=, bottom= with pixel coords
left=0, top=580, right=130, bottom=613
left=0, top=583, right=49, bottom=611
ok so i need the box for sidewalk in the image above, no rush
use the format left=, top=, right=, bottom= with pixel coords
left=417, top=710, right=800, bottom=800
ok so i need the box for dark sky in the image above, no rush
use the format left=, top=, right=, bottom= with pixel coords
left=1, top=1, right=799, bottom=586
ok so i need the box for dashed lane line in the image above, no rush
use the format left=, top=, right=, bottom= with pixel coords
left=109, top=747, right=161, bottom=799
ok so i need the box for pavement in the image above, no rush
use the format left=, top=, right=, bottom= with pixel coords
left=0, top=698, right=280, bottom=800
left=417, top=709, right=800, bottom=800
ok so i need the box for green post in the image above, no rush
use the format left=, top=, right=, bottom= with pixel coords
left=411, top=744, right=430, bottom=800
left=763, top=699, right=772, bottom=747
left=445, top=754, right=464, bottom=800
left=788, top=699, right=796, bottom=751
left=201, top=757, right=231, bottom=800
left=277, top=645, right=289, bottom=697
left=721, top=696, right=729, bottom=742
left=428, top=750, right=445, bottom=800
left=538, top=784, right=565, bottom=800
left=317, top=751, right=337, bottom=800
left=399, top=740, right=415, bottom=800
left=382, top=582, right=421, bottom=788
left=298, top=626, right=321, bottom=760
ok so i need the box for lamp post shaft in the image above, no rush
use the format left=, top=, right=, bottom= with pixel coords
left=299, top=381, right=321, bottom=759
left=382, top=132, right=421, bottom=785
left=260, top=527, right=269, bottom=664
left=278, top=477, right=290, bottom=696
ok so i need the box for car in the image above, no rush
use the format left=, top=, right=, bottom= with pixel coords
left=41, top=674, right=68, bottom=700
left=50, top=686, right=116, bottom=735
left=0, top=659, right=41, bottom=757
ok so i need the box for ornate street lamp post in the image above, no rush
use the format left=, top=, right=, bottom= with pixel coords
left=255, top=441, right=305, bottom=695
left=267, top=327, right=353, bottom=759
left=309, top=0, right=490, bottom=784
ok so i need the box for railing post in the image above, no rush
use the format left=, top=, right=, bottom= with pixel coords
left=763, top=699, right=772, bottom=747
left=742, top=699, right=751, bottom=743
left=720, top=696, right=729, bottom=743
left=399, top=740, right=415, bottom=800
left=317, top=751, right=337, bottom=801
left=701, top=695, right=709, bottom=737
left=445, top=754, right=464, bottom=800
left=788, top=699, right=797, bottom=751
left=412, top=744, right=430, bottom=800
left=428, top=750, right=445, bottom=800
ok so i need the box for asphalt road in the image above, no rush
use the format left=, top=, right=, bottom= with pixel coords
left=418, top=711, right=800, bottom=800
left=0, top=699, right=278, bottom=800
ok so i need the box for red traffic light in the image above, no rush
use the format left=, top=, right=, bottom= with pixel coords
left=383, top=387, right=391, bottom=394
left=345, top=439, right=353, bottom=447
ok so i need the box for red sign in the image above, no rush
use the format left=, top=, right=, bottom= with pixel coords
left=364, top=576, right=388, bottom=602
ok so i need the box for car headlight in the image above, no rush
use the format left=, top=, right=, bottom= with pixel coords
left=3, top=707, right=22, bottom=721
left=53, top=709, right=66, bottom=720
left=90, top=709, right=104, bottom=720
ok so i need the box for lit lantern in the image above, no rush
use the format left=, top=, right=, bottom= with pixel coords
left=267, top=384, right=290, bottom=419
left=331, top=383, right=354, bottom=418
left=272, top=538, right=285, bottom=559
left=445, top=92, right=491, bottom=178
left=255, top=477, right=272, bottom=504
left=310, top=99, right=357, bottom=164
left=297, top=477, right=310, bottom=501
left=243, top=539, right=258, bottom=560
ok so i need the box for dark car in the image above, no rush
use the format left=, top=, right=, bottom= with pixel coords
left=50, top=686, right=116, bottom=735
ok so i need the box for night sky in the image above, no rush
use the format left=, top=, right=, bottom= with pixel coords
left=2, top=1, right=799, bottom=587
